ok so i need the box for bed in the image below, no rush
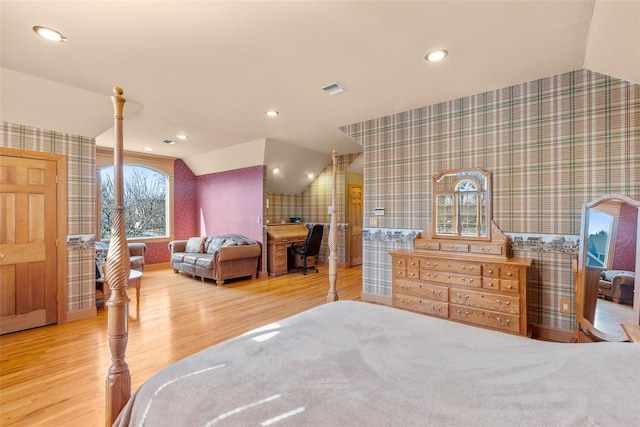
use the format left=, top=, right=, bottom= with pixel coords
left=114, top=300, right=640, bottom=427
left=104, top=90, right=637, bottom=426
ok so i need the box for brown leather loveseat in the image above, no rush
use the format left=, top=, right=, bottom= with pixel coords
left=169, top=234, right=261, bottom=285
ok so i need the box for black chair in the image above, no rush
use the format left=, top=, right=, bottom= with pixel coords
left=289, top=224, right=324, bottom=274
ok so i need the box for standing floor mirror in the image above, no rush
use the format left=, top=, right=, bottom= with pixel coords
left=575, top=194, right=640, bottom=342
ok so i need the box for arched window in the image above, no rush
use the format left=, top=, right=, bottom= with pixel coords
left=100, top=166, right=167, bottom=239
left=96, top=147, right=174, bottom=242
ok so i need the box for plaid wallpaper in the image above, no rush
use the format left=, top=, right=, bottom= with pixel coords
left=341, top=70, right=639, bottom=330
left=1, top=122, right=96, bottom=312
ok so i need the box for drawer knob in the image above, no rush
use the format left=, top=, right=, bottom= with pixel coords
left=487, top=270, right=493, bottom=274
left=496, top=317, right=511, bottom=326
left=507, top=285, right=513, bottom=289
left=505, top=301, right=511, bottom=306
left=506, top=272, right=513, bottom=277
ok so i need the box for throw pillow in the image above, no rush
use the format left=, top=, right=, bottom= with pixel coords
left=185, top=237, right=206, bottom=253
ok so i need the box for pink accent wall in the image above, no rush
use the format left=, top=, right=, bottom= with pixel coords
left=145, top=242, right=171, bottom=264
left=145, top=159, right=199, bottom=265
left=174, top=159, right=200, bottom=238
left=197, top=165, right=264, bottom=243
left=612, top=202, right=638, bottom=272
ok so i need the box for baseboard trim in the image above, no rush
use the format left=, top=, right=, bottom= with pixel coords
left=145, top=262, right=171, bottom=272
left=65, top=306, right=97, bottom=322
left=530, top=323, right=577, bottom=342
left=361, top=291, right=392, bottom=306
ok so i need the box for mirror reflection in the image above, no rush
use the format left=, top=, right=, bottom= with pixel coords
left=579, top=194, right=639, bottom=341
left=433, top=168, right=491, bottom=240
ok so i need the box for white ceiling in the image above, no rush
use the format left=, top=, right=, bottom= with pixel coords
left=1, top=1, right=639, bottom=194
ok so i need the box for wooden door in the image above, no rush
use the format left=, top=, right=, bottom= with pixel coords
left=349, top=183, right=363, bottom=267
left=0, top=155, right=58, bottom=334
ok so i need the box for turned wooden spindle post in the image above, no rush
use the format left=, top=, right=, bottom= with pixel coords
left=327, top=150, right=339, bottom=302
left=105, top=86, right=131, bottom=426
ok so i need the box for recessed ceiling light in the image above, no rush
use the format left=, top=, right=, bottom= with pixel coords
left=425, top=49, right=448, bottom=62
left=266, top=110, right=279, bottom=117
left=176, top=134, right=189, bottom=140
left=144, top=147, right=153, bottom=151
left=307, top=173, right=314, bottom=180
left=33, top=26, right=67, bottom=42
left=272, top=167, right=280, bottom=174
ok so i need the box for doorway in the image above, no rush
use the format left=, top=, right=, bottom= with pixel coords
left=0, top=149, right=66, bottom=334
left=348, top=183, right=363, bottom=267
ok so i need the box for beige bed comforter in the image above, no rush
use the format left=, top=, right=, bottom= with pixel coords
left=115, top=301, right=640, bottom=426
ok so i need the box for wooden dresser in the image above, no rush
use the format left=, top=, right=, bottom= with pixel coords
left=266, top=223, right=309, bottom=276
left=390, top=223, right=532, bottom=336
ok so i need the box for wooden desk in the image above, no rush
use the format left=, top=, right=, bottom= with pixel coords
left=266, top=223, right=309, bottom=276
left=96, top=269, right=143, bottom=307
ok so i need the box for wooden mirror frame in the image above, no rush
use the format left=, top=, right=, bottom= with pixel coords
left=432, top=168, right=492, bottom=241
left=575, top=194, right=640, bottom=342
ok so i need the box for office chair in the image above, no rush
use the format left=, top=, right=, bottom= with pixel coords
left=289, top=224, right=324, bottom=274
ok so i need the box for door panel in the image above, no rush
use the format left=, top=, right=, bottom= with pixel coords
left=349, top=184, right=363, bottom=267
left=0, top=155, right=57, bottom=334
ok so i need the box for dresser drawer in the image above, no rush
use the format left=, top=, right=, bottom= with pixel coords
left=482, top=278, right=500, bottom=290
left=501, top=266, right=520, bottom=280
left=405, top=268, right=420, bottom=280
left=450, top=289, right=520, bottom=314
left=406, top=257, right=421, bottom=269
left=450, top=306, right=520, bottom=334
left=414, top=239, right=440, bottom=250
left=439, top=273, right=481, bottom=287
left=481, top=264, right=501, bottom=278
left=394, top=294, right=448, bottom=318
left=500, top=279, right=520, bottom=293
left=394, top=268, right=407, bottom=278
left=395, top=279, right=448, bottom=301
left=426, top=259, right=481, bottom=275
left=470, top=243, right=503, bottom=255
left=440, top=242, right=469, bottom=253
left=393, top=257, right=407, bottom=267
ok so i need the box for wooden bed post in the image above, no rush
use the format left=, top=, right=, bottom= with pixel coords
left=327, top=150, right=339, bottom=302
left=105, top=86, right=131, bottom=426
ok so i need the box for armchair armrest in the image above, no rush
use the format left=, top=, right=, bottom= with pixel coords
left=128, top=242, right=147, bottom=257
left=169, top=240, right=187, bottom=253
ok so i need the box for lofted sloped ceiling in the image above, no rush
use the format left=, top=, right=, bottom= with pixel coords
left=1, top=1, right=638, bottom=194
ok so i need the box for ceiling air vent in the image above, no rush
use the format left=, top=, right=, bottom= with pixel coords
left=321, top=82, right=346, bottom=95
left=162, top=139, right=176, bottom=145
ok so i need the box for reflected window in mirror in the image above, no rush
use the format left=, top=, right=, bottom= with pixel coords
left=433, top=168, right=491, bottom=240
left=586, top=210, right=613, bottom=268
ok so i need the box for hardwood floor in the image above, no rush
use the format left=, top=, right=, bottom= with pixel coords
left=0, top=265, right=362, bottom=427
left=594, top=297, right=634, bottom=337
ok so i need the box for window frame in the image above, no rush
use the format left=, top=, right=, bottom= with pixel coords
left=96, top=146, right=175, bottom=243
